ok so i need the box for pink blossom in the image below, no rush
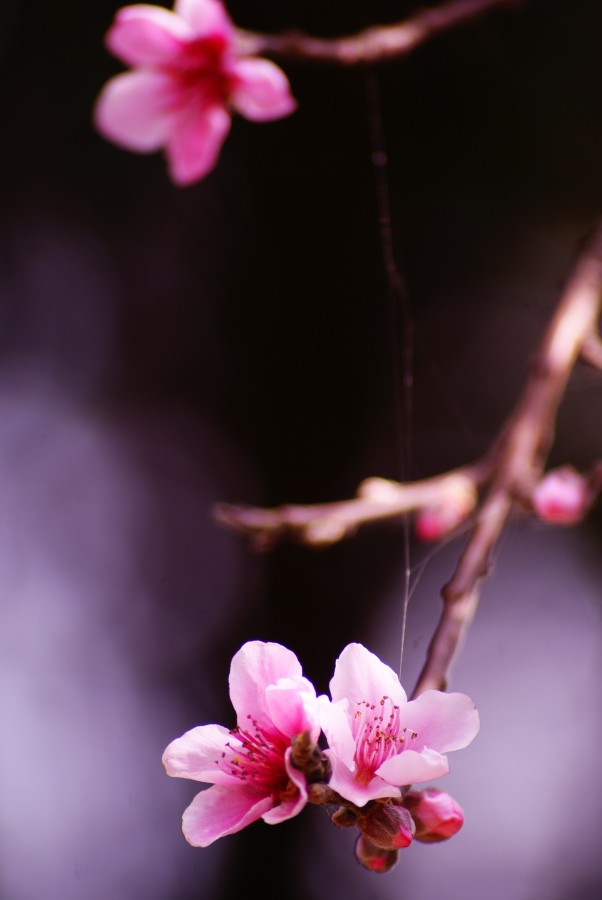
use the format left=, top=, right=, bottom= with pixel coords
left=532, top=466, right=591, bottom=525
left=95, top=1, right=297, bottom=185
left=404, top=787, right=464, bottom=842
left=162, top=640, right=320, bottom=846
left=319, top=643, right=479, bottom=808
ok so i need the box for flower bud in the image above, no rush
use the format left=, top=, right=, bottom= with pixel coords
left=354, top=835, right=399, bottom=873
left=331, top=806, right=358, bottom=828
left=359, top=802, right=415, bottom=850
left=415, top=476, right=476, bottom=541
left=532, top=466, right=591, bottom=525
left=404, top=788, right=464, bottom=843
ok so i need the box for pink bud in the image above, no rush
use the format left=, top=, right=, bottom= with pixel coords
left=354, top=835, right=399, bottom=873
left=404, top=788, right=464, bottom=843
left=359, top=802, right=415, bottom=850
left=415, top=476, right=476, bottom=542
left=532, top=466, right=590, bottom=525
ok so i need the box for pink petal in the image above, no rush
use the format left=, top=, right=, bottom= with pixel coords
left=262, top=747, right=308, bottom=824
left=325, top=750, right=400, bottom=808
left=182, top=784, right=272, bottom=846
left=106, top=5, right=193, bottom=66
left=95, top=69, right=176, bottom=152
left=329, top=643, right=407, bottom=710
left=166, top=104, right=231, bottom=184
left=174, top=0, right=233, bottom=37
left=318, top=695, right=356, bottom=771
left=162, top=723, right=241, bottom=786
left=232, top=58, right=297, bottom=122
left=265, top=676, right=320, bottom=741
left=376, top=747, right=449, bottom=787
left=228, top=641, right=303, bottom=732
left=399, top=691, right=480, bottom=753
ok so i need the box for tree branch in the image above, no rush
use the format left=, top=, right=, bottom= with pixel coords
left=215, top=226, right=602, bottom=696
left=412, top=224, right=602, bottom=695
left=235, top=0, right=523, bottom=66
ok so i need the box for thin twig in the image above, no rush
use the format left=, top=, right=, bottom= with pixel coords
left=235, top=0, right=522, bottom=66
left=412, top=224, right=602, bottom=696
left=214, top=465, right=489, bottom=550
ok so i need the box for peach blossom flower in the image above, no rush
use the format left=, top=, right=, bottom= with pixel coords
left=163, top=640, right=320, bottom=845
left=95, top=1, right=296, bottom=184
left=319, top=643, right=479, bottom=808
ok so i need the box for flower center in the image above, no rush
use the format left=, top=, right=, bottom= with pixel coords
left=353, top=696, right=417, bottom=784
left=222, top=715, right=293, bottom=798
left=167, top=35, right=234, bottom=108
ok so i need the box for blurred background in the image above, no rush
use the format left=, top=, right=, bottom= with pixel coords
left=1, top=1, right=601, bottom=897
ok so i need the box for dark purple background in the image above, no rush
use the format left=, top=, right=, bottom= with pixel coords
left=1, top=2, right=601, bottom=898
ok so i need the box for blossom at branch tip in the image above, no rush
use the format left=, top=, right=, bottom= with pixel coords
left=531, top=466, right=591, bottom=525
left=162, top=640, right=320, bottom=846
left=415, top=475, right=477, bottom=542
left=95, top=0, right=297, bottom=185
left=319, top=643, right=479, bottom=808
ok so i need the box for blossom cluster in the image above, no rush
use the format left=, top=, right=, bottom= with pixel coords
left=163, top=641, right=479, bottom=871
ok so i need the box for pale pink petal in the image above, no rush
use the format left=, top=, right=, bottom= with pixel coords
left=262, top=747, right=308, bottom=824
left=329, top=644, right=407, bottom=710
left=174, top=0, right=232, bottom=37
left=265, top=676, right=320, bottom=741
left=162, top=723, right=241, bottom=786
left=166, top=104, right=231, bottom=185
left=376, top=747, right=449, bottom=787
left=228, top=640, right=303, bottom=731
left=182, top=784, right=272, bottom=846
left=399, top=691, right=480, bottom=753
left=95, top=70, right=177, bottom=152
left=325, top=750, right=400, bottom=808
left=318, top=695, right=356, bottom=771
left=232, top=58, right=297, bottom=122
left=106, top=5, right=193, bottom=66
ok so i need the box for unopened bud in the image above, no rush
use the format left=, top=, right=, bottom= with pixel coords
left=354, top=834, right=399, bottom=873
left=415, top=476, right=476, bottom=542
left=532, top=466, right=591, bottom=525
left=404, top=788, right=464, bottom=843
left=359, top=802, right=415, bottom=850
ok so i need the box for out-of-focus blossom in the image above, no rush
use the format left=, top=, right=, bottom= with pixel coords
left=404, top=787, right=464, bottom=843
left=95, top=0, right=296, bottom=185
left=319, top=643, right=479, bottom=808
left=532, top=466, right=591, bottom=525
left=415, top=475, right=476, bottom=542
left=162, top=640, right=320, bottom=846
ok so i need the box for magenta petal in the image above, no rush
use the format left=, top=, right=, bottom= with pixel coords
left=376, top=747, right=449, bottom=787
left=232, top=58, right=297, bottom=122
left=106, top=5, right=193, bottom=66
left=228, top=641, right=303, bottom=731
left=329, top=643, right=407, bottom=709
left=162, top=723, right=240, bottom=786
left=174, top=0, right=233, bottom=37
left=95, top=70, right=176, bottom=152
left=262, top=747, right=308, bottom=824
left=400, top=691, right=480, bottom=753
left=182, top=784, right=272, bottom=846
left=325, top=750, right=400, bottom=808
left=166, top=105, right=231, bottom=185
left=265, top=676, right=319, bottom=741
